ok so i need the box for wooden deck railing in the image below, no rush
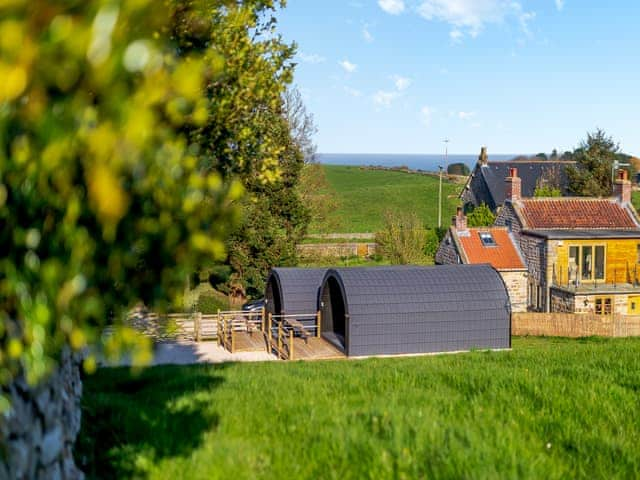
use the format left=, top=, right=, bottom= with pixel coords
left=216, top=309, right=265, bottom=353
left=267, top=311, right=322, bottom=360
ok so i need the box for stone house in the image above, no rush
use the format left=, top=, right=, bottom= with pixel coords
left=459, top=147, right=575, bottom=213
left=435, top=208, right=528, bottom=312
left=494, top=167, right=640, bottom=315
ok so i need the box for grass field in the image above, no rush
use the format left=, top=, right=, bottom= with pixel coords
left=311, top=165, right=461, bottom=233
left=77, top=337, right=640, bottom=479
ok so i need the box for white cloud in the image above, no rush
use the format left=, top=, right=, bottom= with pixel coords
left=449, top=29, right=463, bottom=42
left=555, top=0, right=564, bottom=11
left=417, top=0, right=535, bottom=40
left=344, top=86, right=363, bottom=97
left=362, top=24, right=374, bottom=42
left=420, top=105, right=434, bottom=126
left=299, top=52, right=326, bottom=64
left=339, top=59, right=358, bottom=73
left=373, top=90, right=400, bottom=107
left=458, top=111, right=476, bottom=120
left=392, top=75, right=412, bottom=91
left=378, top=0, right=405, bottom=15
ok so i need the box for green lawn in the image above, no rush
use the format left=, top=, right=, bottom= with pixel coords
left=632, top=190, right=640, bottom=213
left=311, top=165, right=461, bottom=233
left=77, top=337, right=640, bottom=479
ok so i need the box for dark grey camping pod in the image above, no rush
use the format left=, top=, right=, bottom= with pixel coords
left=319, top=265, right=511, bottom=356
left=265, top=268, right=327, bottom=316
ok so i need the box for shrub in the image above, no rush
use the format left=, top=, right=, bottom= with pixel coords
left=375, top=211, right=429, bottom=265
left=466, top=203, right=496, bottom=227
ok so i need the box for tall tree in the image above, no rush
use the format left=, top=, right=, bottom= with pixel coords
left=0, top=0, right=291, bottom=390
left=567, top=129, right=620, bottom=197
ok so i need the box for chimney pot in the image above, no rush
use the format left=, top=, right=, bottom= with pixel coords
left=505, top=167, right=522, bottom=202
left=479, top=146, right=488, bottom=166
left=614, top=168, right=631, bottom=203
left=453, top=206, right=467, bottom=231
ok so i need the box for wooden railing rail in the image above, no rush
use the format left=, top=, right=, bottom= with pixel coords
left=268, top=311, right=322, bottom=360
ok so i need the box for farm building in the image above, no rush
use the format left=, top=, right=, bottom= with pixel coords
left=265, top=267, right=326, bottom=317
left=319, top=265, right=511, bottom=357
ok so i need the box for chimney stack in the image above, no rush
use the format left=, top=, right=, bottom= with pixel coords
left=614, top=168, right=631, bottom=204
left=505, top=167, right=521, bottom=202
left=479, top=146, right=488, bottom=166
left=452, top=206, right=467, bottom=231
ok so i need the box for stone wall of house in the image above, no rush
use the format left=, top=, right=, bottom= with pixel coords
left=500, top=270, right=528, bottom=313
left=495, top=202, right=550, bottom=310
left=0, top=349, right=84, bottom=480
left=550, top=287, right=575, bottom=313
left=434, top=230, right=459, bottom=265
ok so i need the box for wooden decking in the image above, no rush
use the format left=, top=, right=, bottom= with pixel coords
left=288, top=336, right=345, bottom=360
left=232, top=331, right=268, bottom=353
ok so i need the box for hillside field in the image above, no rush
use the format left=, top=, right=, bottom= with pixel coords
left=311, top=165, right=461, bottom=233
left=77, top=337, right=640, bottom=479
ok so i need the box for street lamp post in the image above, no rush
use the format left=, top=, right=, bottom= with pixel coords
left=438, top=165, right=443, bottom=228
left=438, top=139, right=449, bottom=229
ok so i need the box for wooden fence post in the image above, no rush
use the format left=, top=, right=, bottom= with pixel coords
left=194, top=312, right=202, bottom=342
left=278, top=322, right=283, bottom=359
left=317, top=309, right=322, bottom=338
left=231, top=317, right=235, bottom=353
left=289, top=329, right=294, bottom=361
left=261, top=307, right=266, bottom=332
left=267, top=313, right=272, bottom=353
left=217, top=309, right=221, bottom=346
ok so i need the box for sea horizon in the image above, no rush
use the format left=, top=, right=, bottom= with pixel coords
left=316, top=152, right=527, bottom=172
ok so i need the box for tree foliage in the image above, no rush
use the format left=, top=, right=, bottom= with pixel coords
left=466, top=203, right=495, bottom=227
left=375, top=211, right=429, bottom=265
left=534, top=185, right=562, bottom=197
left=0, top=0, right=289, bottom=390
left=567, top=129, right=620, bottom=197
left=447, top=162, right=470, bottom=176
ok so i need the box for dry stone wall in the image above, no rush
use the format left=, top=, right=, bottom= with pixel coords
left=0, top=349, right=84, bottom=480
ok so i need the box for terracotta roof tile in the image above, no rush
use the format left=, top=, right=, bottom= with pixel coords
left=456, top=228, right=526, bottom=270
left=518, top=198, right=638, bottom=229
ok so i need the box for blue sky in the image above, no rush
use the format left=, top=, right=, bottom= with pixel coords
left=276, top=1, right=640, bottom=155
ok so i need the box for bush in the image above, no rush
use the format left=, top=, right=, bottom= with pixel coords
left=375, top=211, right=430, bottom=265
left=447, top=163, right=470, bottom=176
left=466, top=203, right=496, bottom=227
left=197, top=293, right=230, bottom=314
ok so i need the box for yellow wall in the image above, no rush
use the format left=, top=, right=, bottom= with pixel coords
left=553, top=239, right=640, bottom=285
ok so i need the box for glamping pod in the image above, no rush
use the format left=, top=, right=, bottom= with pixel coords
left=265, top=268, right=327, bottom=317
left=319, top=265, right=511, bottom=356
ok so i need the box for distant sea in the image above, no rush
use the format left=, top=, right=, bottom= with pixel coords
left=316, top=153, right=521, bottom=172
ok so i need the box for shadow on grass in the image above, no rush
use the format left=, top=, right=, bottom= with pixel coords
left=76, top=360, right=227, bottom=479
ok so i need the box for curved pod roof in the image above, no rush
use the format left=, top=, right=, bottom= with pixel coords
left=265, top=268, right=327, bottom=316
left=320, top=265, right=511, bottom=357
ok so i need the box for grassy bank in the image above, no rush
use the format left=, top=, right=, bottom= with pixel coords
left=311, top=165, right=461, bottom=233
left=77, top=337, right=640, bottom=479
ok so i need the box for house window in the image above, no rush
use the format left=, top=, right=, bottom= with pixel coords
left=569, top=245, right=606, bottom=282
left=628, top=296, right=640, bottom=314
left=636, top=244, right=640, bottom=264
left=479, top=232, right=496, bottom=246
left=595, top=297, right=612, bottom=315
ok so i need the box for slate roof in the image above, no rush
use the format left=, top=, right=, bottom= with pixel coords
left=455, top=227, right=526, bottom=270
left=323, top=265, right=511, bottom=356
left=266, top=268, right=326, bottom=315
left=480, top=160, right=574, bottom=206
left=516, top=198, right=639, bottom=230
